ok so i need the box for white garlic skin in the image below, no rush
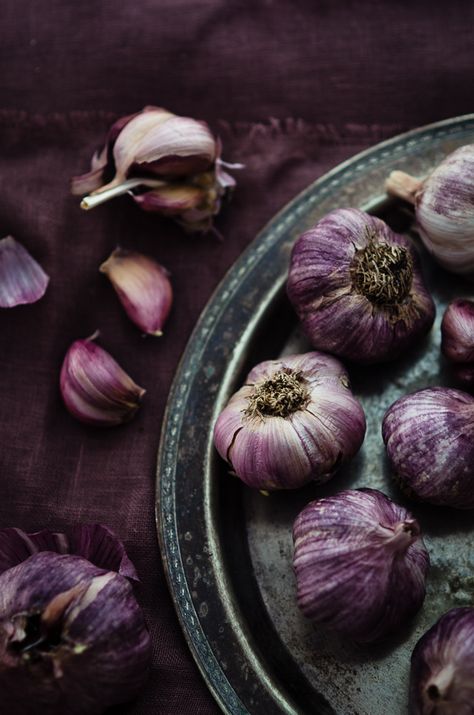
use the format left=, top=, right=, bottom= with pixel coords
left=382, top=387, right=474, bottom=508
left=409, top=608, right=474, bottom=715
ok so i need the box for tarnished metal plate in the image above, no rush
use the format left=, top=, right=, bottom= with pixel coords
left=156, top=116, right=474, bottom=715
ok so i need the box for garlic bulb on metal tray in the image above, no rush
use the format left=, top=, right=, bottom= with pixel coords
left=409, top=608, right=474, bottom=715
left=382, top=387, right=474, bottom=508
left=293, top=488, right=429, bottom=643
left=386, top=144, right=474, bottom=276
left=441, top=298, right=474, bottom=389
left=287, top=208, right=435, bottom=364
left=213, top=351, right=366, bottom=491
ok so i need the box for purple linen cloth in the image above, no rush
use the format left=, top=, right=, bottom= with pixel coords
left=0, top=2, right=473, bottom=713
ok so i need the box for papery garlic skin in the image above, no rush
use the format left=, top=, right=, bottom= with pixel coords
left=213, top=352, right=366, bottom=491
left=409, top=608, right=474, bottom=715
left=287, top=209, right=435, bottom=364
left=386, top=145, right=474, bottom=276
left=293, top=488, right=429, bottom=643
left=60, top=334, right=145, bottom=426
left=0, top=236, right=49, bottom=308
left=100, top=248, right=172, bottom=336
left=72, top=106, right=239, bottom=232
left=382, top=387, right=474, bottom=508
left=441, top=299, right=474, bottom=389
left=0, top=552, right=151, bottom=715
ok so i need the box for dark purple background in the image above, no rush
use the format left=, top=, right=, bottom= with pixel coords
left=0, top=2, right=473, bottom=713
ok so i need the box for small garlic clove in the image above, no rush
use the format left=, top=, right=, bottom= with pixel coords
left=99, top=249, right=172, bottom=336
left=132, top=183, right=206, bottom=215
left=0, top=236, right=49, bottom=308
left=382, top=387, right=474, bottom=508
left=60, top=333, right=145, bottom=426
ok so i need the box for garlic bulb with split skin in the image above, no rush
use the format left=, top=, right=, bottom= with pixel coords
left=293, top=488, right=429, bottom=643
left=386, top=144, right=474, bottom=276
left=382, top=387, right=474, bottom=508
left=409, top=608, right=474, bottom=715
left=71, top=106, right=241, bottom=233
left=287, top=208, right=435, bottom=364
left=213, top=351, right=366, bottom=491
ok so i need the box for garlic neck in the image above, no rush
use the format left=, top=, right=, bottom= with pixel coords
left=385, top=170, right=423, bottom=205
left=245, top=369, right=309, bottom=418
left=425, top=663, right=456, bottom=703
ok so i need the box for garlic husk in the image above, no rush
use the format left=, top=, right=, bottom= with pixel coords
left=382, top=387, right=474, bottom=508
left=286, top=208, right=435, bottom=364
left=441, top=298, right=474, bottom=378
left=72, top=106, right=240, bottom=232
left=0, top=236, right=49, bottom=308
left=213, top=351, right=366, bottom=491
left=409, top=608, right=474, bottom=715
left=0, top=526, right=151, bottom=715
left=100, top=248, right=172, bottom=336
left=386, top=144, right=474, bottom=276
left=60, top=333, right=145, bottom=426
left=0, top=524, right=138, bottom=580
left=293, top=488, right=429, bottom=643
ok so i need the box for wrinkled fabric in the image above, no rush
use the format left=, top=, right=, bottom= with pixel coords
left=0, top=1, right=473, bottom=713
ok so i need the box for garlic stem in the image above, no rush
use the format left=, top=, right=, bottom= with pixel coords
left=426, top=664, right=456, bottom=701
left=385, top=170, right=423, bottom=205
left=80, top=178, right=165, bottom=210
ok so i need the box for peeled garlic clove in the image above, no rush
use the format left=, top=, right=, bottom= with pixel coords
left=0, top=236, right=49, bottom=307
left=409, top=608, right=474, bottom=714
left=287, top=208, right=435, bottom=364
left=382, top=387, right=474, bottom=508
left=0, top=527, right=151, bottom=714
left=293, top=488, right=429, bottom=643
left=214, top=351, right=366, bottom=491
left=60, top=333, right=145, bottom=426
left=386, top=144, right=474, bottom=276
left=100, top=248, right=172, bottom=336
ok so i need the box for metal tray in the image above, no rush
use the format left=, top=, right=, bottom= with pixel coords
left=156, top=115, right=474, bottom=715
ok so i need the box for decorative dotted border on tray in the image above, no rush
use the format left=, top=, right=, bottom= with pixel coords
left=157, top=116, right=474, bottom=715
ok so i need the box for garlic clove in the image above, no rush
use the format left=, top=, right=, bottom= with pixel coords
left=132, top=183, right=206, bottom=215
left=293, top=488, right=429, bottom=643
left=0, top=236, right=49, bottom=307
left=99, top=248, right=172, bottom=336
left=409, top=608, right=474, bottom=715
left=386, top=144, right=474, bottom=276
left=60, top=333, right=145, bottom=426
left=214, top=352, right=366, bottom=490
left=382, top=387, right=474, bottom=508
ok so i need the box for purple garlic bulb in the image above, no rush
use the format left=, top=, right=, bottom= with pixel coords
left=441, top=299, right=474, bottom=389
left=287, top=208, right=435, bottom=364
left=213, top=351, right=366, bottom=490
left=386, top=144, right=474, bottom=276
left=383, top=387, right=474, bottom=508
left=71, top=106, right=240, bottom=233
left=409, top=608, right=474, bottom=715
left=293, top=489, right=429, bottom=643
left=0, top=524, right=151, bottom=715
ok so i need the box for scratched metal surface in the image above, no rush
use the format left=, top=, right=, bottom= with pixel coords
left=156, top=116, right=474, bottom=715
